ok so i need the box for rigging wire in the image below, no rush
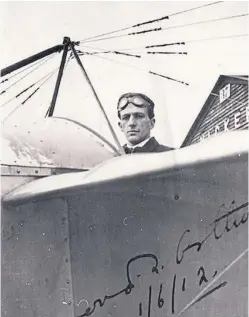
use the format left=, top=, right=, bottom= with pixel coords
left=160, top=12, right=248, bottom=32
left=186, top=33, right=249, bottom=44
left=80, top=26, right=163, bottom=45
left=81, top=53, right=188, bottom=85
left=2, top=69, right=58, bottom=123
left=80, top=50, right=187, bottom=56
left=80, top=43, right=185, bottom=52
left=169, top=0, right=223, bottom=17
left=1, top=58, right=72, bottom=123
left=79, top=12, right=248, bottom=44
left=128, top=27, right=162, bottom=36
left=79, top=1, right=223, bottom=43
left=2, top=74, right=53, bottom=123
left=147, top=52, right=187, bottom=55
left=0, top=53, right=57, bottom=95
left=146, top=34, right=249, bottom=49
left=70, top=43, right=124, bottom=154
left=76, top=49, right=141, bottom=58
left=0, top=53, right=57, bottom=84
left=0, top=65, right=61, bottom=108
left=78, top=44, right=186, bottom=57
left=78, top=18, right=166, bottom=44
left=146, top=41, right=185, bottom=48
left=85, top=33, right=248, bottom=53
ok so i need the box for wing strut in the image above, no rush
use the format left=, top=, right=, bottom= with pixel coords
left=46, top=37, right=70, bottom=117
left=0, top=44, right=64, bottom=77
left=69, top=41, right=124, bottom=155
left=1, top=36, right=124, bottom=154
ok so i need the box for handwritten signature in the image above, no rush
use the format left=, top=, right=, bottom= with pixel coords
left=76, top=201, right=248, bottom=317
left=77, top=254, right=159, bottom=317
left=173, top=200, right=248, bottom=315
left=176, top=201, right=248, bottom=264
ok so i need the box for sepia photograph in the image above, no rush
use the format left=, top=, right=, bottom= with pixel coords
left=1, top=1, right=248, bottom=316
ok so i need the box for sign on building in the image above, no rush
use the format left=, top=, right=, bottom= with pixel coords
left=219, top=83, right=231, bottom=103
left=181, top=75, right=249, bottom=147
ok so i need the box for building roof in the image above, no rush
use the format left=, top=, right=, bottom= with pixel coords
left=181, top=75, right=248, bottom=147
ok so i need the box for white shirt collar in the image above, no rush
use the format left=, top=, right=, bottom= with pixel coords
left=126, top=137, right=151, bottom=149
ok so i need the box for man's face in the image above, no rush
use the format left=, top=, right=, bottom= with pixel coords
left=118, top=103, right=155, bottom=146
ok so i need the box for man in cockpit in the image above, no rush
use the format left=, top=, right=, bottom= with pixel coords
left=117, top=92, right=173, bottom=154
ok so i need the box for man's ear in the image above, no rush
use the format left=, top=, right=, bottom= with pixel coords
left=150, top=118, right=155, bottom=129
left=118, top=121, right=123, bottom=131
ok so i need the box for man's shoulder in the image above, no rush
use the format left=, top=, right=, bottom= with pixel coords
left=155, top=143, right=174, bottom=152
left=122, top=137, right=174, bottom=154
left=146, top=137, right=174, bottom=153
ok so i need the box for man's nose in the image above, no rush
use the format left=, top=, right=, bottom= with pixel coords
left=128, top=115, right=136, bottom=126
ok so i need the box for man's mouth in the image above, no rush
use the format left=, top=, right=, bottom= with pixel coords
left=128, top=130, right=139, bottom=134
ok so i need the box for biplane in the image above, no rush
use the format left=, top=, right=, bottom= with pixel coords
left=1, top=2, right=248, bottom=317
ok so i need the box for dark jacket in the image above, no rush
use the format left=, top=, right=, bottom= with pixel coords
left=123, top=137, right=173, bottom=154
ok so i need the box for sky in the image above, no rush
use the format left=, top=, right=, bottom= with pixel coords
left=0, top=1, right=248, bottom=149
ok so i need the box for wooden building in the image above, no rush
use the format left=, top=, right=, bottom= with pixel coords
left=181, top=75, right=248, bottom=147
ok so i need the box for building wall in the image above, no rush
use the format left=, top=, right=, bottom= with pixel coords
left=183, top=77, right=248, bottom=146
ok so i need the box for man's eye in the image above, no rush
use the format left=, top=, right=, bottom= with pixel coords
left=135, top=114, right=145, bottom=119
left=121, top=116, right=129, bottom=121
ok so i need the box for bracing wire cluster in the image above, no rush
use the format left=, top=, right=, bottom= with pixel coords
left=78, top=3, right=248, bottom=46
left=1, top=1, right=248, bottom=125
left=78, top=1, right=223, bottom=43
left=0, top=51, right=65, bottom=122
left=0, top=53, right=57, bottom=95
left=73, top=2, right=248, bottom=87
left=1, top=56, right=74, bottom=123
